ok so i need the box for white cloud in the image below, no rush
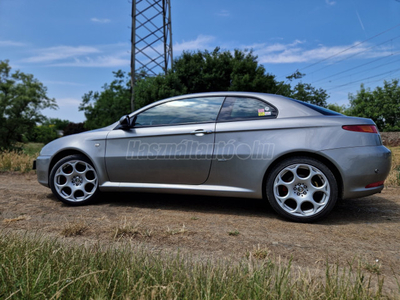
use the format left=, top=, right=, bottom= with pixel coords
left=23, top=46, right=101, bottom=63
left=43, top=80, right=85, bottom=86
left=173, top=35, right=216, bottom=52
left=216, top=10, right=230, bottom=17
left=51, top=55, right=130, bottom=67
left=0, top=40, right=26, bottom=47
left=242, top=40, right=393, bottom=64
left=91, top=18, right=111, bottom=23
left=56, top=97, right=81, bottom=107
left=21, top=43, right=131, bottom=67
left=325, top=0, right=336, bottom=6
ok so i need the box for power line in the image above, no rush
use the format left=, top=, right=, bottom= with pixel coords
left=298, top=22, right=400, bottom=73
left=313, top=51, right=400, bottom=84
left=307, top=35, right=400, bottom=78
left=330, top=56, right=400, bottom=83
left=326, top=67, right=400, bottom=91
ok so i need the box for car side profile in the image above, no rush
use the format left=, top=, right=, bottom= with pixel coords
left=35, top=92, right=392, bottom=222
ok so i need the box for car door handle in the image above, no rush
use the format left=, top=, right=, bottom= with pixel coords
left=190, top=129, right=213, bottom=135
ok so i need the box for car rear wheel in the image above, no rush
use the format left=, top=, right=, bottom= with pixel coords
left=266, top=157, right=338, bottom=222
left=50, top=154, right=99, bottom=205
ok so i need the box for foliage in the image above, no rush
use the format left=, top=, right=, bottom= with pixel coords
left=63, top=122, right=87, bottom=136
left=79, top=48, right=329, bottom=129
left=0, top=232, right=391, bottom=299
left=134, top=72, right=186, bottom=109
left=79, top=70, right=131, bottom=130
left=134, top=48, right=291, bottom=108
left=26, top=118, right=70, bottom=144
left=327, top=103, right=348, bottom=114
left=30, top=125, right=59, bottom=144
left=291, top=82, right=328, bottom=107
left=44, top=117, right=70, bottom=131
left=348, top=79, right=400, bottom=131
left=0, top=60, right=57, bottom=149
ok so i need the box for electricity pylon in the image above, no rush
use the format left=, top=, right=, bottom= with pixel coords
left=130, top=0, right=173, bottom=111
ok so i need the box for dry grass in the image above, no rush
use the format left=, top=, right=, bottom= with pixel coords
left=2, top=215, right=31, bottom=224
left=61, top=221, right=88, bottom=237
left=246, top=245, right=270, bottom=260
left=166, top=224, right=187, bottom=235
left=113, top=218, right=151, bottom=239
left=386, top=147, right=400, bottom=187
left=0, top=150, right=36, bottom=173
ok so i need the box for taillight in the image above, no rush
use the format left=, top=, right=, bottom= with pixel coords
left=365, top=181, right=384, bottom=188
left=342, top=125, right=378, bottom=133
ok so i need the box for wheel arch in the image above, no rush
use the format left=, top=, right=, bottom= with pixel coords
left=262, top=151, right=344, bottom=200
left=48, top=150, right=94, bottom=185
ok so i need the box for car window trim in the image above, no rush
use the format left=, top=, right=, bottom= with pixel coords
left=216, top=96, right=278, bottom=123
left=130, top=96, right=226, bottom=129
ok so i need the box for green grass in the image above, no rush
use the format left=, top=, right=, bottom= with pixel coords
left=22, top=143, right=44, bottom=156
left=0, top=232, right=397, bottom=300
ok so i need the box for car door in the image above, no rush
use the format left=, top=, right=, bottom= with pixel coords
left=207, top=96, right=278, bottom=190
left=105, top=96, right=225, bottom=184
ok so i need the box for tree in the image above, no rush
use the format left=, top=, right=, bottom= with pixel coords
left=0, top=60, right=57, bottom=149
left=135, top=48, right=283, bottom=105
left=63, top=122, right=87, bottom=136
left=79, top=70, right=132, bottom=130
left=290, top=82, right=329, bottom=107
left=44, top=118, right=70, bottom=131
left=79, top=48, right=328, bottom=129
left=26, top=118, right=70, bottom=144
left=326, top=103, right=348, bottom=114
left=348, top=79, right=400, bottom=131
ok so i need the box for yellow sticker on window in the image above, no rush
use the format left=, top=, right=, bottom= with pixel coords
left=258, top=109, right=265, bottom=116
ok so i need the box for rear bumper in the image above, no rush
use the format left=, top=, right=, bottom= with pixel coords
left=320, top=145, right=392, bottom=199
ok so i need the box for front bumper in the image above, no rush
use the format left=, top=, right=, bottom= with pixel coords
left=35, top=155, right=51, bottom=188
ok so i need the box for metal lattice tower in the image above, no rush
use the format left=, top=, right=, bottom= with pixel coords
left=130, top=0, right=173, bottom=111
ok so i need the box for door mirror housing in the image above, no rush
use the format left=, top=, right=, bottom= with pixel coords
left=118, top=115, right=131, bottom=130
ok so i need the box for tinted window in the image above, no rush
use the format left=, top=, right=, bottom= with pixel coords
left=291, top=99, right=342, bottom=116
left=217, top=97, right=277, bottom=122
left=134, top=97, right=225, bottom=127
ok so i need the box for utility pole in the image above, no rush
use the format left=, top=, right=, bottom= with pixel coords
left=130, top=0, right=173, bottom=111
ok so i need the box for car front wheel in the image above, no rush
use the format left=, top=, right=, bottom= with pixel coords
left=50, top=154, right=99, bottom=205
left=266, top=157, right=338, bottom=222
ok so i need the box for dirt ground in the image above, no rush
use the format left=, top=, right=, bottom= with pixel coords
left=1, top=172, right=400, bottom=290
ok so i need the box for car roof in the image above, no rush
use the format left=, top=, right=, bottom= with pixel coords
left=130, top=92, right=332, bottom=118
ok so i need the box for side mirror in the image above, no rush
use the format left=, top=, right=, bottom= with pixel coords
left=119, top=115, right=131, bottom=130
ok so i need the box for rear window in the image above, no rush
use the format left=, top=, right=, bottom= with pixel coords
left=291, top=99, right=342, bottom=116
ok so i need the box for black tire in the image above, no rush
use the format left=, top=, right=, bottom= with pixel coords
left=49, top=154, right=100, bottom=206
left=266, top=157, right=338, bottom=222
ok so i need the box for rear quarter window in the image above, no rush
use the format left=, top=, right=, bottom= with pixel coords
left=291, top=99, right=342, bottom=116
left=217, top=97, right=278, bottom=122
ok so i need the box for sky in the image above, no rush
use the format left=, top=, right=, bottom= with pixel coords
left=1, top=0, right=400, bottom=122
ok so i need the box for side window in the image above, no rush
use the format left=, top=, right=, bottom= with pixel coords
left=217, top=97, right=277, bottom=122
left=134, top=97, right=225, bottom=127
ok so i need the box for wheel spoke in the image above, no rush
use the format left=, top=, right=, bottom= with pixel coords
left=272, top=163, right=331, bottom=218
left=53, top=159, right=98, bottom=202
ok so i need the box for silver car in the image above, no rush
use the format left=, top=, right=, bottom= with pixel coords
left=35, top=92, right=392, bottom=222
